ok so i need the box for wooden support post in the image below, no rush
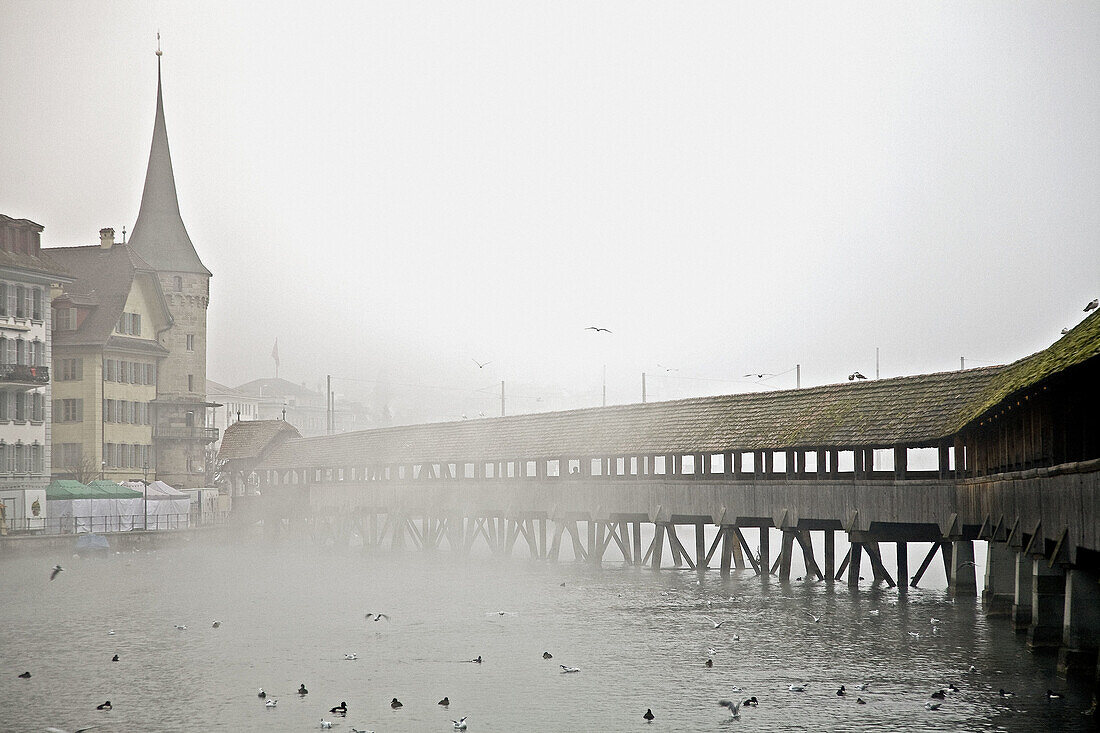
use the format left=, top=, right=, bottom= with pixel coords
left=610, top=522, right=631, bottom=562
left=567, top=521, right=587, bottom=561
left=896, top=541, right=908, bottom=593
left=894, top=446, right=907, bottom=480
left=864, top=541, right=896, bottom=587
left=759, top=527, right=771, bottom=575
left=733, top=528, right=760, bottom=575
left=548, top=521, right=565, bottom=561
left=770, top=553, right=783, bottom=575
left=824, top=530, right=836, bottom=582
left=779, top=530, right=795, bottom=580
left=632, top=521, right=642, bottom=565
left=910, top=541, right=942, bottom=587
left=720, top=527, right=733, bottom=577
left=587, top=520, right=597, bottom=563
left=666, top=525, right=696, bottom=570
left=704, top=528, right=724, bottom=567
left=847, top=542, right=863, bottom=587
left=695, top=523, right=707, bottom=570
left=835, top=547, right=852, bottom=580
left=940, top=542, right=954, bottom=584
left=651, top=523, right=666, bottom=570
left=795, top=530, right=824, bottom=580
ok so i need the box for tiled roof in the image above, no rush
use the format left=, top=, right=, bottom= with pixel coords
left=257, top=366, right=1009, bottom=470
left=256, top=312, right=1099, bottom=472
left=0, top=248, right=71, bottom=281
left=218, top=420, right=302, bottom=463
left=949, top=310, right=1100, bottom=432
left=46, top=245, right=168, bottom=348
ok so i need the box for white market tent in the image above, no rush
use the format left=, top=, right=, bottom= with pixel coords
left=46, top=480, right=145, bottom=533
left=121, top=480, right=191, bottom=529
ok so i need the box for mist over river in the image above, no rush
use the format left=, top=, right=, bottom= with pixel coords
left=2, top=537, right=1093, bottom=732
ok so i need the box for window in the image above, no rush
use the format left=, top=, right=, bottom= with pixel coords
left=0, top=393, right=7, bottom=420
left=5, top=443, right=14, bottom=472
left=31, top=392, right=43, bottom=422
left=14, top=393, right=26, bottom=421
left=188, top=374, right=194, bottom=392
left=173, top=276, right=182, bottom=291
left=15, top=285, right=25, bottom=317
left=0, top=282, right=6, bottom=316
left=60, top=443, right=81, bottom=468
left=186, top=334, right=195, bottom=351
left=59, top=358, right=82, bottom=381
left=144, top=363, right=155, bottom=386
left=56, top=398, right=83, bottom=422
left=32, top=288, right=42, bottom=320
left=117, top=312, right=142, bottom=336
left=15, top=338, right=24, bottom=365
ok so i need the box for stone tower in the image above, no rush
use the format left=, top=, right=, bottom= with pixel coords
left=127, top=46, right=214, bottom=489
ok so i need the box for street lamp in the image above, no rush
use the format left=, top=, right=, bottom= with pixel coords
left=142, top=461, right=149, bottom=531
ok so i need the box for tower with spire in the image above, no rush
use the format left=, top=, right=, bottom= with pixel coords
left=128, top=39, right=215, bottom=489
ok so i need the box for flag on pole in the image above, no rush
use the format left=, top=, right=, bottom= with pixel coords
left=271, top=338, right=280, bottom=378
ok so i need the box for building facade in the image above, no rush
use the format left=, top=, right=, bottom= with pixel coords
left=0, top=215, right=70, bottom=529
left=206, top=379, right=259, bottom=457
left=49, top=231, right=172, bottom=484
left=122, top=50, right=215, bottom=489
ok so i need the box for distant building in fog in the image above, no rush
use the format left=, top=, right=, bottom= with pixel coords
left=0, top=215, right=70, bottom=527
left=231, top=377, right=373, bottom=437
left=206, top=379, right=259, bottom=455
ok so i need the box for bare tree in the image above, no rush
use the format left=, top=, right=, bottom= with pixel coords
left=62, top=452, right=101, bottom=484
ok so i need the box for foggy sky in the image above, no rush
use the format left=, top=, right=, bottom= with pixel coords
left=2, top=1, right=1097, bottom=422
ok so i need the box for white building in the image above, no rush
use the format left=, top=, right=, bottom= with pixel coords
left=206, top=378, right=259, bottom=456
left=0, top=215, right=70, bottom=531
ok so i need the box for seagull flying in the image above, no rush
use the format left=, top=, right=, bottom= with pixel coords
left=849, top=372, right=867, bottom=381
left=365, top=613, right=390, bottom=622
left=46, top=728, right=98, bottom=733
left=803, top=611, right=822, bottom=623
left=717, top=699, right=742, bottom=718
left=50, top=564, right=64, bottom=580
left=472, top=359, right=491, bottom=369
left=703, top=616, right=730, bottom=629
left=585, top=326, right=612, bottom=333
left=1085, top=299, right=1098, bottom=312
left=744, top=373, right=774, bottom=379
left=453, top=717, right=468, bottom=730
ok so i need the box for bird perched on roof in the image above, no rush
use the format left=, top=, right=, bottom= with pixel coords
left=849, top=372, right=867, bottom=381
left=50, top=564, right=64, bottom=580
left=1062, top=328, right=1070, bottom=334
left=1085, top=299, right=1098, bottom=312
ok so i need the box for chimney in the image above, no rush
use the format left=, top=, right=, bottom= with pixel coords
left=99, top=227, right=115, bottom=249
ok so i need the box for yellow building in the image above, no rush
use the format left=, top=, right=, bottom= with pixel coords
left=48, top=230, right=172, bottom=482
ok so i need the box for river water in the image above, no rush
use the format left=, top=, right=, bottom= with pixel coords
left=2, top=535, right=1093, bottom=732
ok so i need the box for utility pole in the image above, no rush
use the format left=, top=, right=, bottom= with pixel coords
left=641, top=372, right=647, bottom=403
left=796, top=364, right=801, bottom=389
left=876, top=347, right=880, bottom=379
left=960, top=357, right=965, bottom=371
left=602, top=364, right=607, bottom=407
left=327, top=374, right=332, bottom=434
left=501, top=380, right=505, bottom=417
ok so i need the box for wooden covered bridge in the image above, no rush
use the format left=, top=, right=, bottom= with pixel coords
left=220, top=312, right=1099, bottom=679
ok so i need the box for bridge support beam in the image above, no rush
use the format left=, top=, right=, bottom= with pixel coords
left=824, top=531, right=835, bottom=583
left=982, top=541, right=1015, bottom=616
left=896, top=541, right=908, bottom=593
left=847, top=542, right=863, bottom=588
left=1058, top=568, right=1100, bottom=677
left=1027, top=559, right=1066, bottom=652
left=949, top=540, right=978, bottom=597
left=759, top=528, right=770, bottom=577
left=1013, top=552, right=1034, bottom=633
left=719, top=526, right=733, bottom=576
left=650, top=523, right=666, bottom=570
left=779, top=530, right=795, bottom=581
left=632, top=522, right=642, bottom=566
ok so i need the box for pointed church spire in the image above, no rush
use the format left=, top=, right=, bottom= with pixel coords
left=128, top=38, right=211, bottom=276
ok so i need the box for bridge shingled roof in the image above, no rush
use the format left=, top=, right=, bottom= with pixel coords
left=256, top=312, right=1099, bottom=471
